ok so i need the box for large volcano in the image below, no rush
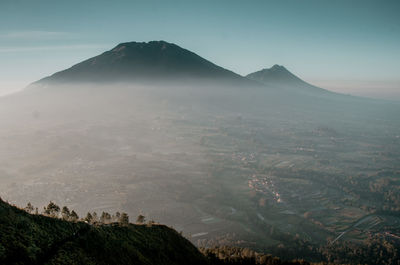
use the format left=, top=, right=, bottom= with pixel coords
left=35, top=41, right=244, bottom=85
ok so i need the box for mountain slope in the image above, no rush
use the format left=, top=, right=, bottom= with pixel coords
left=0, top=198, right=208, bottom=265
left=246, top=65, right=332, bottom=95
left=35, top=41, right=245, bottom=85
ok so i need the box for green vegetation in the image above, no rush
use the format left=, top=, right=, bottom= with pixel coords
left=2, top=198, right=400, bottom=264
left=1, top=198, right=320, bottom=265
left=0, top=198, right=208, bottom=265
left=201, top=246, right=312, bottom=265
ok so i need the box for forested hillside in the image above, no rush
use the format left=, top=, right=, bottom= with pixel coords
left=0, top=198, right=208, bottom=265
left=0, top=198, right=314, bottom=265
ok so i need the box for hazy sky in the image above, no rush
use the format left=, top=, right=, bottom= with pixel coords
left=0, top=0, right=399, bottom=99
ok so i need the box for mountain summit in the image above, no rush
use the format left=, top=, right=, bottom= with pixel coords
left=246, top=65, right=330, bottom=94
left=246, top=65, right=309, bottom=86
left=36, top=41, right=243, bottom=84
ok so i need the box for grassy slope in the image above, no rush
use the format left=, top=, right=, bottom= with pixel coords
left=0, top=198, right=208, bottom=265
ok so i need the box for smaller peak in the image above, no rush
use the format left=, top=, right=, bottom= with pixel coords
left=256, top=65, right=288, bottom=74
left=268, top=64, right=288, bottom=72
left=247, top=64, right=311, bottom=88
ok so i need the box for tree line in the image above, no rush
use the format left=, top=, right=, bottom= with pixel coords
left=23, top=201, right=149, bottom=226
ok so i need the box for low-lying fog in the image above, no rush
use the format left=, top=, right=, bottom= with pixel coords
left=0, top=81, right=399, bottom=248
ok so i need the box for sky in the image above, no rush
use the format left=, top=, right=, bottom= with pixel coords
left=0, top=0, right=399, bottom=99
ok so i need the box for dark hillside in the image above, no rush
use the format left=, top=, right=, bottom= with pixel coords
left=0, top=198, right=321, bottom=265
left=0, top=198, right=208, bottom=265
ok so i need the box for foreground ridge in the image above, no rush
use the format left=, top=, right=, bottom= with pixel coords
left=0, top=198, right=317, bottom=265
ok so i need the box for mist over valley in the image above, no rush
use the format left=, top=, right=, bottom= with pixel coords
left=0, top=41, right=399, bottom=263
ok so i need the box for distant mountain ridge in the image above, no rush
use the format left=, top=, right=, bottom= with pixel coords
left=33, top=40, right=347, bottom=98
